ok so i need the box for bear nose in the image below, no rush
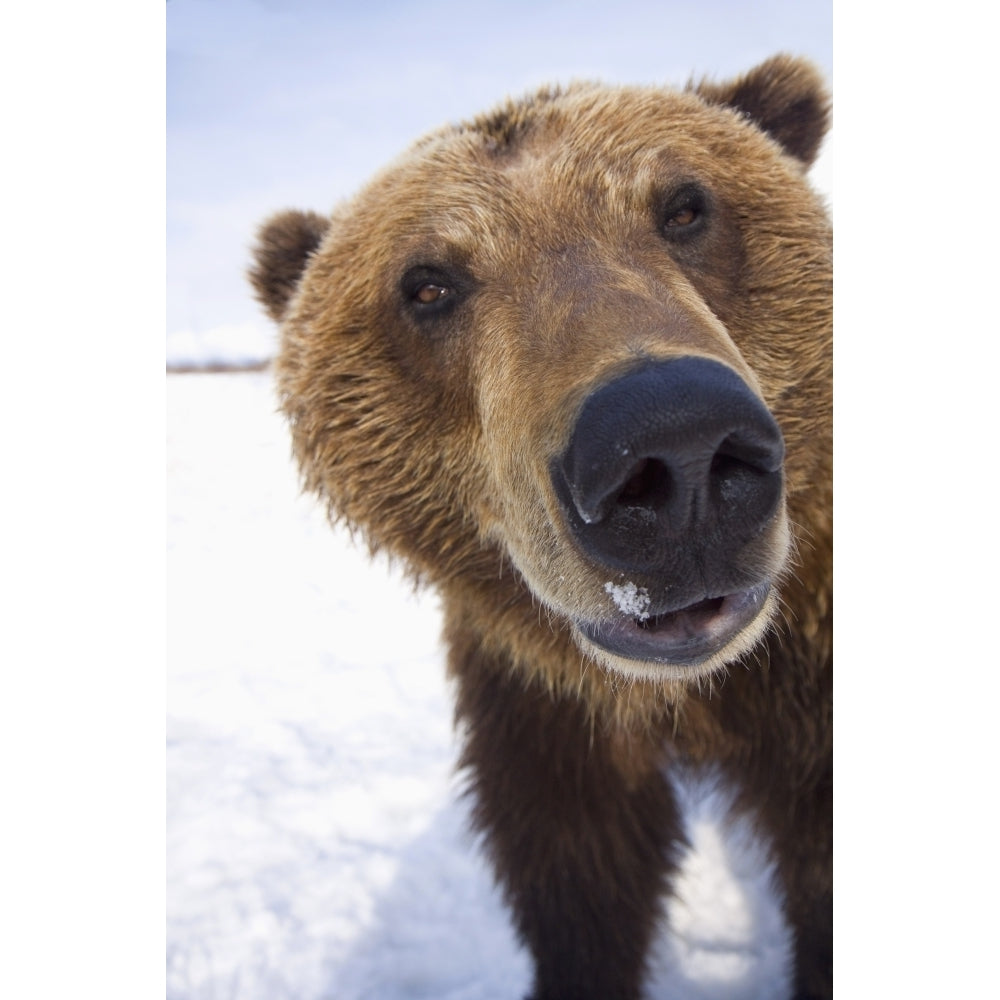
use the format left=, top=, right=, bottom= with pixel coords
left=552, top=357, right=785, bottom=574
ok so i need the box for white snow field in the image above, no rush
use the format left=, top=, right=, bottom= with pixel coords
left=167, top=372, right=794, bottom=999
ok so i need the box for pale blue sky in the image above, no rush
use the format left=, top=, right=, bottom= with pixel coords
left=167, top=0, right=831, bottom=351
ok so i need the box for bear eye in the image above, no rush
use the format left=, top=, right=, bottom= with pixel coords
left=413, top=282, right=451, bottom=305
left=665, top=206, right=698, bottom=228
left=660, top=183, right=708, bottom=241
left=402, top=265, right=462, bottom=320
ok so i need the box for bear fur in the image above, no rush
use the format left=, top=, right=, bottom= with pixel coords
left=250, top=54, right=832, bottom=1000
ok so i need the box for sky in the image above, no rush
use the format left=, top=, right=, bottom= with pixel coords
left=166, top=0, right=832, bottom=364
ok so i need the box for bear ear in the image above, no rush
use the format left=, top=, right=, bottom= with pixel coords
left=249, top=209, right=330, bottom=324
left=690, top=54, right=830, bottom=167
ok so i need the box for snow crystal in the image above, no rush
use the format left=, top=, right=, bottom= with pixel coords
left=605, top=580, right=651, bottom=621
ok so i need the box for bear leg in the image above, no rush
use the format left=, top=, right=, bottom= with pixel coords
left=453, top=644, right=683, bottom=1000
left=733, top=754, right=832, bottom=1000
left=774, top=776, right=833, bottom=1000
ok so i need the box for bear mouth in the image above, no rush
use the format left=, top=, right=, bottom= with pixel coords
left=576, top=582, right=771, bottom=667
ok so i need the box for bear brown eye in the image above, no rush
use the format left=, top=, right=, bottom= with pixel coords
left=401, top=264, right=464, bottom=321
left=665, top=206, right=699, bottom=228
left=413, top=282, right=451, bottom=305
left=660, top=183, right=708, bottom=241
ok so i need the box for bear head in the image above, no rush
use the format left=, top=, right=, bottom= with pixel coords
left=250, top=54, right=832, bottom=693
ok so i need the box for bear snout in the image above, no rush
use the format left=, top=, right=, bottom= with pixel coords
left=551, top=356, right=785, bottom=590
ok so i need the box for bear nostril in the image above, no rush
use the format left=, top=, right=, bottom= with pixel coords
left=615, top=458, right=672, bottom=510
left=712, top=432, right=784, bottom=475
left=709, top=435, right=784, bottom=507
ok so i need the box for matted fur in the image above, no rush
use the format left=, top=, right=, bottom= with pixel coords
left=252, top=53, right=832, bottom=1000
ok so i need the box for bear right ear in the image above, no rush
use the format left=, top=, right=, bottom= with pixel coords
left=690, top=54, right=831, bottom=167
left=249, top=209, right=330, bottom=324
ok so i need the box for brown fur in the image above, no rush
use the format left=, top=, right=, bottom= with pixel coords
left=248, top=209, right=329, bottom=323
left=252, top=53, right=832, bottom=999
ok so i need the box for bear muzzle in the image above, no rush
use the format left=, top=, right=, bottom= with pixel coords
left=550, top=356, right=786, bottom=670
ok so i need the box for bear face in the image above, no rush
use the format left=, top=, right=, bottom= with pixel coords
left=255, top=55, right=831, bottom=693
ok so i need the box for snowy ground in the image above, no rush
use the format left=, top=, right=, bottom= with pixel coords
left=167, top=372, right=794, bottom=999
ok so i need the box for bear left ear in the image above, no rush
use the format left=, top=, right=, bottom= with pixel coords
left=691, top=54, right=830, bottom=167
left=249, top=209, right=330, bottom=324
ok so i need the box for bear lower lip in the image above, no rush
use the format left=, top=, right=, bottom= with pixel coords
left=577, top=583, right=771, bottom=667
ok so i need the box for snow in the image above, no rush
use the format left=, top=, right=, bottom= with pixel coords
left=167, top=323, right=277, bottom=372
left=606, top=580, right=653, bottom=620
left=167, top=372, right=792, bottom=999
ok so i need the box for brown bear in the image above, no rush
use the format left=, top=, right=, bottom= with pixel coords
left=250, top=53, right=832, bottom=1000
